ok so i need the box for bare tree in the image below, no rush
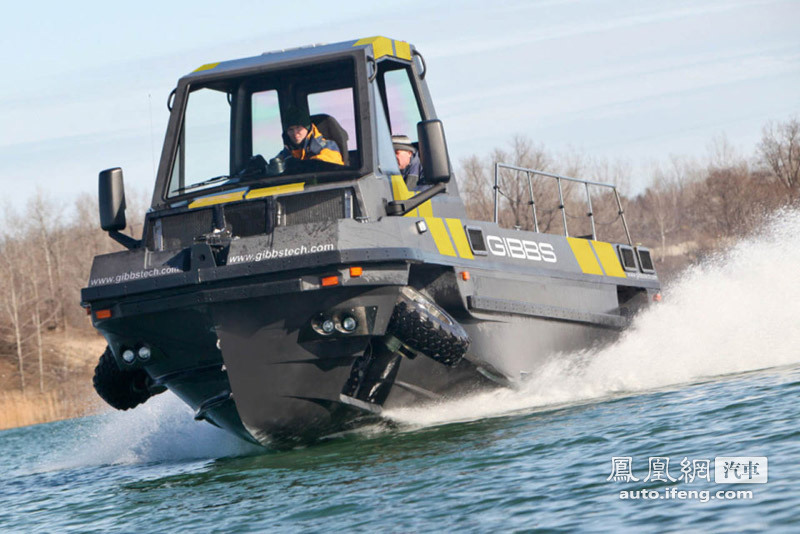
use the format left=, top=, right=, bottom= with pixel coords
left=758, top=117, right=800, bottom=196
left=0, top=234, right=31, bottom=391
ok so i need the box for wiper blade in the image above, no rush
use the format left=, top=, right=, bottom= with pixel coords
left=177, top=175, right=235, bottom=193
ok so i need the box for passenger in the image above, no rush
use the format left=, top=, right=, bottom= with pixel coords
left=278, top=106, right=344, bottom=165
left=392, top=134, right=424, bottom=188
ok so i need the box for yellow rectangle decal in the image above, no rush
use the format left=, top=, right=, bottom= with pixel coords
left=567, top=237, right=603, bottom=275
left=394, top=40, right=412, bottom=60
left=246, top=182, right=305, bottom=199
left=445, top=219, right=474, bottom=260
left=354, top=36, right=393, bottom=59
left=426, top=217, right=456, bottom=257
left=193, top=62, right=220, bottom=72
left=188, top=190, right=245, bottom=209
left=591, top=241, right=627, bottom=278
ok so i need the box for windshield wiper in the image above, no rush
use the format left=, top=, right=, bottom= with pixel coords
left=177, top=175, right=235, bottom=193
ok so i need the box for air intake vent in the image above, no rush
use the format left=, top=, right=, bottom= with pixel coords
left=466, top=226, right=488, bottom=255
left=147, top=209, right=214, bottom=250
left=617, top=245, right=638, bottom=272
left=224, top=200, right=271, bottom=238
left=278, top=188, right=353, bottom=226
left=637, top=247, right=655, bottom=273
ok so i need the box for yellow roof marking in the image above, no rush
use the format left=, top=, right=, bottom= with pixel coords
left=245, top=182, right=305, bottom=199
left=591, top=241, right=627, bottom=278
left=354, top=36, right=394, bottom=59
left=394, top=40, right=412, bottom=60
left=188, top=190, right=245, bottom=209
left=567, top=237, right=603, bottom=275
left=426, top=217, right=457, bottom=257
left=193, top=62, right=220, bottom=73
left=446, top=218, right=474, bottom=260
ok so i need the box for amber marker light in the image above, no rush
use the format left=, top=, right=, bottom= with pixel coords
left=461, top=271, right=471, bottom=281
left=653, top=293, right=663, bottom=302
left=95, top=309, right=112, bottom=320
left=321, top=275, right=339, bottom=287
left=349, top=266, right=363, bottom=277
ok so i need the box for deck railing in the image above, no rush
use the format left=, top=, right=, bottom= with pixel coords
left=493, top=163, right=633, bottom=246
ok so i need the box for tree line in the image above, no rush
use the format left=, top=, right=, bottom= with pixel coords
left=0, top=116, right=797, bottom=395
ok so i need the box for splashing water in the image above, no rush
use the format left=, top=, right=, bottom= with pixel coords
left=40, top=394, right=260, bottom=471
left=384, top=208, right=800, bottom=427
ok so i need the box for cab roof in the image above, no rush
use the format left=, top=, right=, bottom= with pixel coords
left=185, top=36, right=414, bottom=80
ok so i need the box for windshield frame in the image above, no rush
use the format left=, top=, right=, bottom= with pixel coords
left=152, top=49, right=373, bottom=208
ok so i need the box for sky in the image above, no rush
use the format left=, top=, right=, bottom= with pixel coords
left=1, top=0, right=798, bottom=207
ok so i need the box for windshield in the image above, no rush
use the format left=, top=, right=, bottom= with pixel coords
left=167, top=58, right=361, bottom=199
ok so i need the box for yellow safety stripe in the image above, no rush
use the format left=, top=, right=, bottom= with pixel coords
left=246, top=182, right=305, bottom=199
left=354, top=36, right=411, bottom=60
left=193, top=62, right=220, bottom=72
left=188, top=190, right=245, bottom=209
left=591, top=241, right=627, bottom=278
left=445, top=219, right=474, bottom=260
left=390, top=175, right=433, bottom=217
left=425, top=217, right=457, bottom=257
left=567, top=237, right=603, bottom=275
left=390, top=174, right=418, bottom=217
left=417, top=199, right=433, bottom=217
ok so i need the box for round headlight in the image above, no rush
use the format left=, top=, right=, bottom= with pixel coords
left=341, top=316, right=357, bottom=332
left=321, top=319, right=335, bottom=334
left=138, top=346, right=152, bottom=360
left=122, top=349, right=136, bottom=363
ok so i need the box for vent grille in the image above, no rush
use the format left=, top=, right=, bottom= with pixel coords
left=466, top=226, right=488, bottom=255
left=618, top=245, right=638, bottom=271
left=279, top=189, right=352, bottom=226
left=637, top=247, right=655, bottom=273
left=224, top=201, right=269, bottom=238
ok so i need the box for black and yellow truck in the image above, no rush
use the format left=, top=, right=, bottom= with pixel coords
left=82, top=37, right=660, bottom=445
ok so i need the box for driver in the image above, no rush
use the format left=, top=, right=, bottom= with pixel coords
left=277, top=106, right=344, bottom=165
left=392, top=134, right=423, bottom=188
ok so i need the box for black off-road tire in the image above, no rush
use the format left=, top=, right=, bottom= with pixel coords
left=386, top=287, right=470, bottom=366
left=92, top=347, right=153, bottom=410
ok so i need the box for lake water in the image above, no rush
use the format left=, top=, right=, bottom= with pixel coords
left=2, top=211, right=799, bottom=532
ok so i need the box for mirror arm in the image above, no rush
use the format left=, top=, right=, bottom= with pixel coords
left=108, top=230, right=141, bottom=250
left=385, top=183, right=447, bottom=216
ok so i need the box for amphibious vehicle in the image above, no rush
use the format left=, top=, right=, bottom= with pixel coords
left=82, top=37, right=661, bottom=445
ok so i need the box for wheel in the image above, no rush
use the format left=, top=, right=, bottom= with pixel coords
left=92, top=346, right=155, bottom=410
left=386, top=287, right=470, bottom=366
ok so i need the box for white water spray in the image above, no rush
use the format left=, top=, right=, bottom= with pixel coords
left=42, top=394, right=260, bottom=470
left=385, top=208, right=800, bottom=427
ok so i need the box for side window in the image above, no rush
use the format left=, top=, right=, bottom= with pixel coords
left=383, top=68, right=422, bottom=142
left=307, top=88, right=356, bottom=153
left=169, top=88, right=230, bottom=196
left=373, top=86, right=400, bottom=175
left=251, top=89, right=282, bottom=159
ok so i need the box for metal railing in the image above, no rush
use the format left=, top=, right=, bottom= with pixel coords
left=493, top=163, right=633, bottom=246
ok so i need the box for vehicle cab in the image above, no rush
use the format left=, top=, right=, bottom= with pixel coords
left=98, top=36, right=464, bottom=254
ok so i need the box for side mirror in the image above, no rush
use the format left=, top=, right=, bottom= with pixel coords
left=417, top=119, right=451, bottom=183
left=99, top=167, right=127, bottom=232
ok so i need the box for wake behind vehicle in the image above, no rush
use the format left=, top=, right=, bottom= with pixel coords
left=82, top=37, right=661, bottom=445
